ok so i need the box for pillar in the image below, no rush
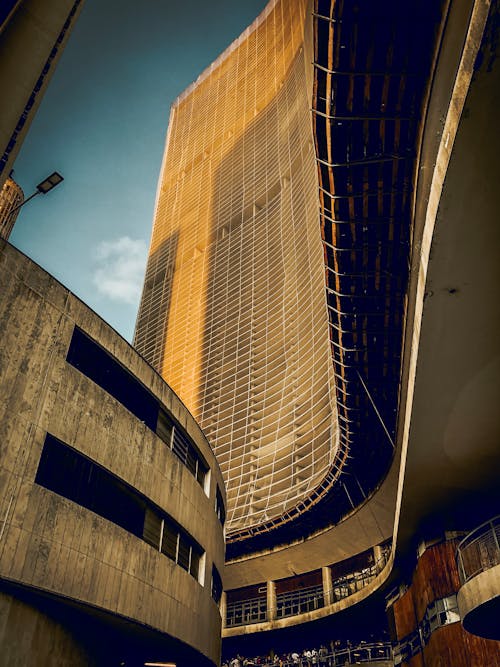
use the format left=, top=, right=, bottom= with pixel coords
left=322, top=565, right=333, bottom=605
left=267, top=580, right=277, bottom=621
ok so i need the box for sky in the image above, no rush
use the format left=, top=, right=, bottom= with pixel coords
left=10, top=0, right=268, bottom=342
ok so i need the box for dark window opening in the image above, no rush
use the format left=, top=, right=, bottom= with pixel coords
left=67, top=327, right=158, bottom=430
left=212, top=565, right=223, bottom=604
left=36, top=434, right=144, bottom=537
left=36, top=434, right=203, bottom=581
left=66, top=327, right=208, bottom=489
left=215, top=487, right=226, bottom=526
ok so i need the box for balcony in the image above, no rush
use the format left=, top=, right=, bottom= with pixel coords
left=456, top=516, right=500, bottom=640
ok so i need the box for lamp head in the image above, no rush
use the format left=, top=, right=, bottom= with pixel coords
left=36, top=171, right=64, bottom=194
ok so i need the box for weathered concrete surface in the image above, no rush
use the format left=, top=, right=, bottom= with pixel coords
left=0, top=0, right=84, bottom=188
left=0, top=589, right=91, bottom=666
left=458, top=564, right=500, bottom=640
left=0, top=242, right=225, bottom=666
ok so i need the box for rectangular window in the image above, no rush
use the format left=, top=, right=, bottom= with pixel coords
left=190, top=549, right=201, bottom=580
left=161, top=518, right=179, bottom=562
left=211, top=565, right=223, bottom=604
left=156, top=410, right=174, bottom=446
left=177, top=534, right=191, bottom=571
left=143, top=508, right=162, bottom=549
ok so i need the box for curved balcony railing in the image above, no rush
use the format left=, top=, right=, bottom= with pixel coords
left=456, top=516, right=500, bottom=585
left=224, top=642, right=393, bottom=666
left=226, top=550, right=390, bottom=627
left=325, top=642, right=393, bottom=666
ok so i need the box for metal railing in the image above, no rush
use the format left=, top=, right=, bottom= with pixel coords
left=223, top=642, right=393, bottom=666
left=226, top=596, right=267, bottom=627
left=392, top=595, right=460, bottom=665
left=276, top=585, right=324, bottom=618
left=327, top=642, right=393, bottom=665
left=456, top=516, right=500, bottom=585
left=325, top=554, right=387, bottom=605
left=225, top=549, right=390, bottom=627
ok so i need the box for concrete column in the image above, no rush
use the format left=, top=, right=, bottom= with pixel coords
left=267, top=580, right=277, bottom=621
left=373, top=545, right=384, bottom=570
left=220, top=592, right=227, bottom=629
left=322, top=566, right=332, bottom=605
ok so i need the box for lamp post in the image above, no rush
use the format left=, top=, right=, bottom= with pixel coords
left=10, top=171, right=64, bottom=215
left=8, top=171, right=64, bottom=217
left=0, top=171, right=64, bottom=240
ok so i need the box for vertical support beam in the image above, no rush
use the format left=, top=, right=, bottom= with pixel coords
left=220, top=592, right=227, bottom=629
left=322, top=565, right=333, bottom=605
left=267, top=580, right=277, bottom=621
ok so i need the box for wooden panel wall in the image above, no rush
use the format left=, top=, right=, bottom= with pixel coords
left=424, top=623, right=500, bottom=667
left=391, top=541, right=500, bottom=665
left=393, top=587, right=418, bottom=638
left=412, top=541, right=461, bottom=622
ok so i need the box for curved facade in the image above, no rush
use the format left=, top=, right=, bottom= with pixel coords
left=134, top=0, right=447, bottom=557
left=134, top=0, right=500, bottom=660
left=135, top=0, right=339, bottom=536
left=387, top=538, right=500, bottom=665
left=0, top=176, right=23, bottom=240
left=0, top=240, right=225, bottom=666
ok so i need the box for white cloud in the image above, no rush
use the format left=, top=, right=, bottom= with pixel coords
left=92, top=236, right=147, bottom=304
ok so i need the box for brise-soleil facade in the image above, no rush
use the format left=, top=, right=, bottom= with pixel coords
left=135, top=0, right=340, bottom=538
left=135, top=0, right=500, bottom=662
left=0, top=176, right=23, bottom=240
left=134, top=0, right=437, bottom=554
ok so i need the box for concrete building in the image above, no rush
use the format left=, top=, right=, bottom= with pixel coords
left=0, top=175, right=24, bottom=240
left=0, top=0, right=497, bottom=664
left=135, top=0, right=500, bottom=664
left=0, top=0, right=84, bottom=189
left=0, top=240, right=226, bottom=666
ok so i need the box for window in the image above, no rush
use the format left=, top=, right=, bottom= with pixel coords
left=66, top=327, right=209, bottom=489
left=67, top=327, right=158, bottom=430
left=211, top=565, right=223, bottom=604
left=215, top=487, right=226, bottom=526
left=36, top=434, right=144, bottom=538
left=161, top=518, right=179, bottom=561
left=36, top=434, right=204, bottom=581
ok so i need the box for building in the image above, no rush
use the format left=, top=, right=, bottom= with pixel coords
left=135, top=0, right=500, bottom=664
left=0, top=240, right=226, bottom=666
left=0, top=175, right=24, bottom=240
left=0, top=0, right=84, bottom=189
left=0, top=0, right=497, bottom=664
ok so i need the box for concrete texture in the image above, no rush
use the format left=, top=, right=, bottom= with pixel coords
left=458, top=564, right=500, bottom=640
left=0, top=0, right=84, bottom=187
left=0, top=241, right=225, bottom=666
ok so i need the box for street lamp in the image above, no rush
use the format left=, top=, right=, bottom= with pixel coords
left=8, top=171, right=64, bottom=217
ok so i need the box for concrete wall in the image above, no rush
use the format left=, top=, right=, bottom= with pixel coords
left=0, top=0, right=84, bottom=187
left=0, top=589, right=91, bottom=666
left=0, top=241, right=225, bottom=666
left=458, top=563, right=500, bottom=641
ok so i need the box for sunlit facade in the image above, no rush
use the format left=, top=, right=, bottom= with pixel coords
left=0, top=176, right=23, bottom=240
left=135, top=0, right=340, bottom=534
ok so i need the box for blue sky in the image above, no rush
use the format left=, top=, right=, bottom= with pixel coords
left=11, top=0, right=267, bottom=342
